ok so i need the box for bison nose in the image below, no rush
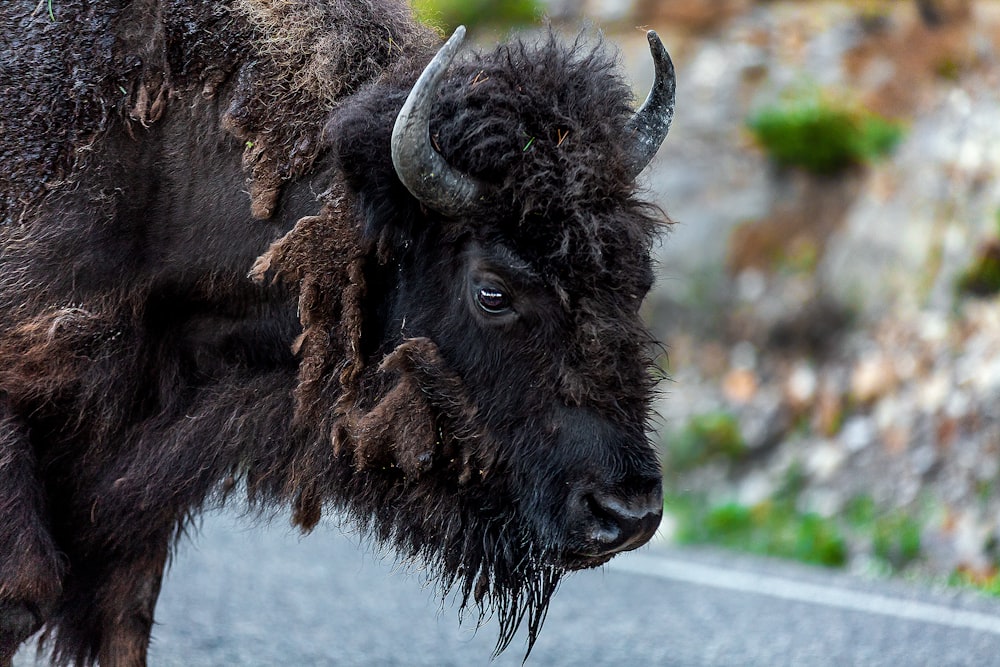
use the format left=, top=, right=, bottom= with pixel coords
left=581, top=485, right=663, bottom=556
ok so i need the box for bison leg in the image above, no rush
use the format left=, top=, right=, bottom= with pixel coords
left=0, top=398, right=63, bottom=666
left=93, top=540, right=169, bottom=667
left=46, top=534, right=170, bottom=667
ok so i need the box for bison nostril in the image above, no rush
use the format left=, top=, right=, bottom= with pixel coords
left=584, top=494, right=624, bottom=545
left=580, top=488, right=663, bottom=556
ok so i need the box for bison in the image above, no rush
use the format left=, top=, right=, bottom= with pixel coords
left=0, top=0, right=675, bottom=664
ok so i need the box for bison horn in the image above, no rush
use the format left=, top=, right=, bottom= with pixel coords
left=392, top=25, right=486, bottom=217
left=626, top=30, right=676, bottom=177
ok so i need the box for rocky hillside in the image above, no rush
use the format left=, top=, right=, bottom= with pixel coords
left=576, top=1, right=1000, bottom=584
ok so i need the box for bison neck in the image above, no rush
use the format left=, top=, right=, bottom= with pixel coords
left=5, top=94, right=367, bottom=551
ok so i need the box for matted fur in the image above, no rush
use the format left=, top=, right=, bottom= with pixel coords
left=225, top=0, right=438, bottom=217
left=0, top=0, right=435, bottom=223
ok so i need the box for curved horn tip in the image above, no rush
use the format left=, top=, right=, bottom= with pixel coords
left=624, top=28, right=676, bottom=177
left=645, top=30, right=673, bottom=69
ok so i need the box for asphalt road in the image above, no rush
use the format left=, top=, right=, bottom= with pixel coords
left=14, top=509, right=1000, bottom=666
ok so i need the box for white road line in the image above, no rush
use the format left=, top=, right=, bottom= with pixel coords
left=609, top=553, right=1000, bottom=636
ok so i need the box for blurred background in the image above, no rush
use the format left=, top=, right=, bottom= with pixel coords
left=415, top=0, right=1000, bottom=596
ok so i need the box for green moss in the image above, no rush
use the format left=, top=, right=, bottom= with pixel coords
left=747, top=93, right=904, bottom=175
left=665, top=411, right=746, bottom=472
left=412, top=0, right=542, bottom=31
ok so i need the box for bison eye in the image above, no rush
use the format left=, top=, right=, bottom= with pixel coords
left=476, top=286, right=511, bottom=314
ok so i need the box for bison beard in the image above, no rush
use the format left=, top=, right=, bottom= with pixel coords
left=0, top=0, right=673, bottom=664
left=338, top=338, right=564, bottom=657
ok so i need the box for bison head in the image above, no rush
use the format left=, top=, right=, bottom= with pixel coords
left=261, top=27, right=674, bottom=654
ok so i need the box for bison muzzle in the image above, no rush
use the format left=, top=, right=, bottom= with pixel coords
left=0, top=0, right=675, bottom=664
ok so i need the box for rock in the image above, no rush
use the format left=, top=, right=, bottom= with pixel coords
left=851, top=352, right=897, bottom=404
left=881, top=425, right=911, bottom=456
left=738, top=470, right=775, bottom=506
left=736, top=268, right=767, bottom=303
left=802, top=488, right=844, bottom=518
left=915, top=0, right=973, bottom=28
left=971, top=356, right=1000, bottom=394
left=840, top=415, right=876, bottom=452
left=807, top=441, right=847, bottom=481
left=892, top=350, right=920, bottom=382
left=637, top=0, right=753, bottom=32
left=730, top=340, right=759, bottom=370
left=819, top=88, right=1000, bottom=318
left=739, top=391, right=789, bottom=451
left=910, top=443, right=940, bottom=478
left=973, top=448, right=999, bottom=482
left=722, top=367, right=758, bottom=404
left=814, top=377, right=847, bottom=437
left=785, top=361, right=818, bottom=410
left=917, top=311, right=951, bottom=345
left=917, top=371, right=952, bottom=413
left=952, top=510, right=994, bottom=571
left=579, top=0, right=638, bottom=22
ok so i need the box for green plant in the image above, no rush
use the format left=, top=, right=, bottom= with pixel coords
left=773, top=462, right=807, bottom=506
left=747, top=92, right=904, bottom=175
left=957, top=212, right=1000, bottom=297
left=665, top=411, right=746, bottom=472
left=844, top=494, right=876, bottom=527
left=843, top=495, right=924, bottom=570
left=948, top=568, right=1000, bottom=597
left=872, top=512, right=922, bottom=569
left=670, top=496, right=848, bottom=567
left=412, top=0, right=542, bottom=32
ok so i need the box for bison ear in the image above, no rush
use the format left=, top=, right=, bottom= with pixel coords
left=324, top=84, right=427, bottom=244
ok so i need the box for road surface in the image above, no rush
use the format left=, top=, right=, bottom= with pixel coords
left=14, top=509, right=1000, bottom=666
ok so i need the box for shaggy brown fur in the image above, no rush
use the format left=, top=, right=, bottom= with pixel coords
left=1, top=1, right=669, bottom=664
left=0, top=0, right=434, bottom=223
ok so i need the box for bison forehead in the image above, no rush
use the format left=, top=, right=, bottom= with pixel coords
left=427, top=33, right=663, bottom=289
left=432, top=32, right=641, bottom=208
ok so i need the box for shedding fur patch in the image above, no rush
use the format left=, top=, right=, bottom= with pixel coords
left=226, top=0, right=438, bottom=217
left=252, top=183, right=485, bottom=483
left=0, top=306, right=114, bottom=407
left=0, top=0, right=436, bottom=223
left=353, top=372, right=436, bottom=475
left=251, top=181, right=369, bottom=422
